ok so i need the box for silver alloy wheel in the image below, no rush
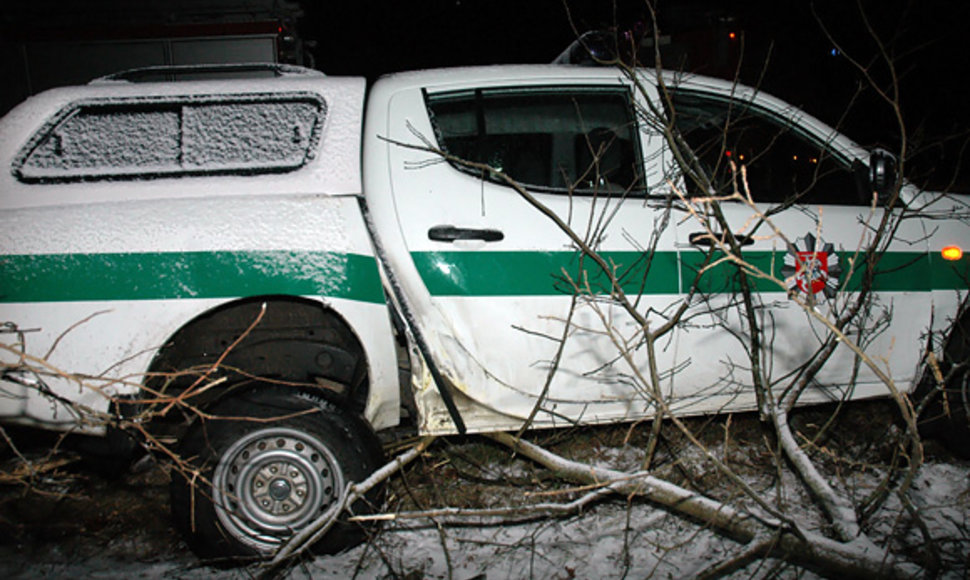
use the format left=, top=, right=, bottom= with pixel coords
left=212, top=426, right=344, bottom=553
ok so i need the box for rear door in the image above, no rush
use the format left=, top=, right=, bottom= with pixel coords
left=370, top=71, right=683, bottom=432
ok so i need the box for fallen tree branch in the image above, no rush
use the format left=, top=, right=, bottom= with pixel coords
left=351, top=479, right=623, bottom=526
left=487, top=431, right=921, bottom=579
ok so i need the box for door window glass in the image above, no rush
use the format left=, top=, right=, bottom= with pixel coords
left=670, top=91, right=864, bottom=206
left=427, top=86, right=644, bottom=195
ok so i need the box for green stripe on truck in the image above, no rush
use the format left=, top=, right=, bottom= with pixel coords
left=412, top=250, right=964, bottom=296
left=2, top=249, right=965, bottom=304
left=0, top=250, right=386, bottom=304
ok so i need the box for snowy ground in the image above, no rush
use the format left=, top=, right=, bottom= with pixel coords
left=1, top=405, right=968, bottom=579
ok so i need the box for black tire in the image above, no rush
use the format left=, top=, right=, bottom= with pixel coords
left=170, top=388, right=385, bottom=562
left=917, top=313, right=970, bottom=458
left=939, top=371, right=970, bottom=456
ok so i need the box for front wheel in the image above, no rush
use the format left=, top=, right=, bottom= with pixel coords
left=917, top=313, right=970, bottom=458
left=170, top=388, right=385, bottom=562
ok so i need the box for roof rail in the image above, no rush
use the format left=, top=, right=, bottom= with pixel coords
left=92, top=63, right=324, bottom=84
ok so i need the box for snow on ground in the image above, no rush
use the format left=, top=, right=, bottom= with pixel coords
left=1, top=418, right=968, bottom=579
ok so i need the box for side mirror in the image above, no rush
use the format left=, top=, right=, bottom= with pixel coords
left=869, top=148, right=898, bottom=202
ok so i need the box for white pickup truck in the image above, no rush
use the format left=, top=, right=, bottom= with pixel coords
left=1, top=62, right=967, bottom=559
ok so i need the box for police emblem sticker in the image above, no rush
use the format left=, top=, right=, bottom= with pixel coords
left=782, top=233, right=842, bottom=300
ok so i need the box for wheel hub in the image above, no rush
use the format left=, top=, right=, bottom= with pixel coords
left=267, top=477, right=293, bottom=502
left=251, top=460, right=307, bottom=516
left=212, top=427, right=344, bottom=553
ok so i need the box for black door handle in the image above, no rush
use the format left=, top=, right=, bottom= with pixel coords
left=689, top=231, right=755, bottom=247
left=428, top=225, right=504, bottom=243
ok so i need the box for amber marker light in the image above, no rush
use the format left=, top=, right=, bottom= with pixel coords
left=941, top=246, right=963, bottom=261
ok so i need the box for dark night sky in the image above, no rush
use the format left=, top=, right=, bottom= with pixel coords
left=299, top=0, right=969, bottom=187
left=305, top=1, right=603, bottom=77
left=2, top=0, right=967, bottom=186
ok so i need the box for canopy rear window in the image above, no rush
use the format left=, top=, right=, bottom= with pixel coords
left=13, top=93, right=326, bottom=182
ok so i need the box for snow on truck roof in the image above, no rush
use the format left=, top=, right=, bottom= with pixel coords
left=90, top=63, right=326, bottom=84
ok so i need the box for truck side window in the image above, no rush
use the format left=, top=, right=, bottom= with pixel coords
left=18, top=107, right=181, bottom=178
left=14, top=94, right=325, bottom=182
left=181, top=101, right=320, bottom=171
left=426, top=86, right=644, bottom=195
left=670, top=91, right=863, bottom=206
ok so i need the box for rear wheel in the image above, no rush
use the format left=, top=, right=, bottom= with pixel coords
left=170, top=388, right=385, bottom=561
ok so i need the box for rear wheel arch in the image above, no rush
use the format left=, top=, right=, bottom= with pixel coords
left=142, top=296, right=372, bottom=418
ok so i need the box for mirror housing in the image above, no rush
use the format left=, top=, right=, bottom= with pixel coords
left=868, top=148, right=898, bottom=203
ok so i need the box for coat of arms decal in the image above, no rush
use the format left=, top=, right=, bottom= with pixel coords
left=782, top=233, right=842, bottom=300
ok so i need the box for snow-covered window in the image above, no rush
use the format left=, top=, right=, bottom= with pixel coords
left=426, top=86, right=644, bottom=195
left=19, top=107, right=181, bottom=178
left=181, top=101, right=320, bottom=171
left=14, top=93, right=326, bottom=182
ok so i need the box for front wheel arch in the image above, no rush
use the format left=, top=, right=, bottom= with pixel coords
left=916, top=304, right=970, bottom=457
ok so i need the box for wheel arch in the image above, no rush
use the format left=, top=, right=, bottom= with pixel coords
left=943, top=296, right=970, bottom=363
left=142, top=295, right=374, bottom=420
left=914, top=294, right=970, bottom=455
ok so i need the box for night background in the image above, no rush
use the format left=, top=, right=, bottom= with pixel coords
left=1, top=0, right=969, bottom=187
left=1, top=2, right=970, bottom=574
left=306, top=0, right=970, bottom=189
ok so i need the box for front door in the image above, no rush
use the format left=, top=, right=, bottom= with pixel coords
left=667, top=87, right=931, bottom=411
left=377, top=75, right=684, bottom=432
